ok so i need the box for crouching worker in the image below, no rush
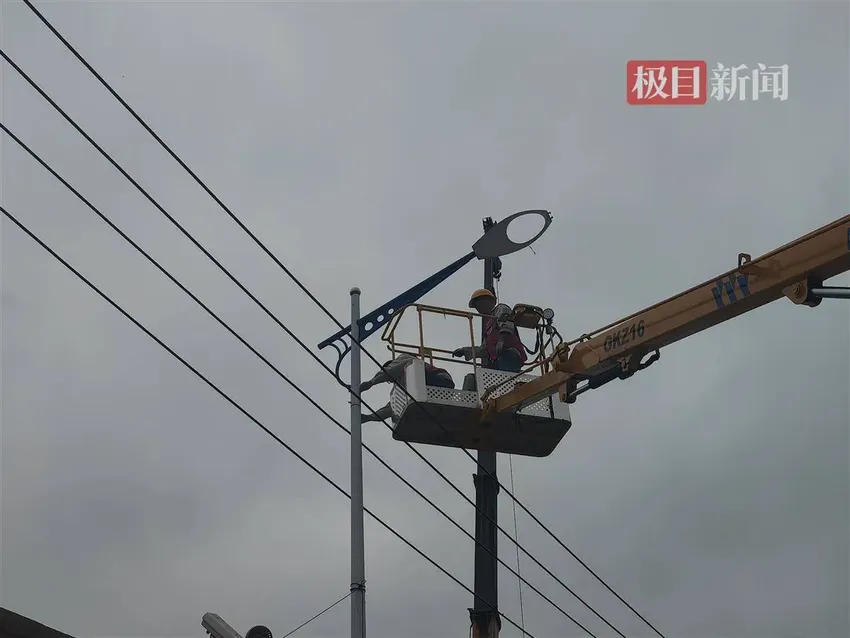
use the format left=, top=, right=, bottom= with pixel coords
left=359, top=353, right=455, bottom=423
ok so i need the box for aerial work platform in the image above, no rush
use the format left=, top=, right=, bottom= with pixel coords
left=389, top=358, right=572, bottom=456
left=382, top=303, right=572, bottom=457
left=376, top=209, right=850, bottom=457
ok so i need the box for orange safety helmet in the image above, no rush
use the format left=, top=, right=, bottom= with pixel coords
left=468, top=288, right=497, bottom=308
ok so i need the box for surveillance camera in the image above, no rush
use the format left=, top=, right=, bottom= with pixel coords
left=246, top=626, right=273, bottom=638
left=201, top=613, right=243, bottom=638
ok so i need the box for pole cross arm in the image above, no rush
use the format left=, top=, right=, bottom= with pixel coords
left=317, top=252, right=476, bottom=351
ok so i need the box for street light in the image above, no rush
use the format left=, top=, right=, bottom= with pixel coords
left=201, top=614, right=273, bottom=638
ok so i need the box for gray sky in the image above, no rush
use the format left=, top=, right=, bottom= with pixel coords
left=1, top=1, right=848, bottom=637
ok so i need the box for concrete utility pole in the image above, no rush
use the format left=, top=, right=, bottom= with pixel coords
left=350, top=287, right=366, bottom=638
left=469, top=217, right=501, bottom=638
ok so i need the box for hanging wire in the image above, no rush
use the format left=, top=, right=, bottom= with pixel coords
left=279, top=590, right=353, bottom=638
left=0, top=118, right=602, bottom=637
left=509, top=454, right=527, bottom=637
left=8, top=7, right=670, bottom=633
left=0, top=204, right=538, bottom=638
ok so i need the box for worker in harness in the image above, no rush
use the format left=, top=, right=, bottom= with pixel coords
left=359, top=352, right=455, bottom=422
left=452, top=288, right=527, bottom=373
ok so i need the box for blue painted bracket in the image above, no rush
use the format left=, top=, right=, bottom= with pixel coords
left=317, top=251, right=476, bottom=352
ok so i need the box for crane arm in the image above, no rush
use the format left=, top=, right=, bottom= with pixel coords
left=485, top=214, right=850, bottom=416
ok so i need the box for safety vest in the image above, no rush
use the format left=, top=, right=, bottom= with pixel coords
left=483, top=316, right=527, bottom=364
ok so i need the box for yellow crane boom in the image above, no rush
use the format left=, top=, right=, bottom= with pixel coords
left=483, top=214, right=850, bottom=418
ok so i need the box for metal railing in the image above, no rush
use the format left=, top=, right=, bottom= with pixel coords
left=380, top=303, right=559, bottom=397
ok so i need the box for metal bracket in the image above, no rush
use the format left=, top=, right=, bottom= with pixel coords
left=329, top=341, right=352, bottom=383
left=783, top=279, right=850, bottom=306
left=738, top=253, right=781, bottom=279
left=563, top=349, right=660, bottom=403
left=317, top=251, right=476, bottom=358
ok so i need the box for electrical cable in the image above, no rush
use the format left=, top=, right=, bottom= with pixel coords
left=0, top=204, right=537, bottom=638
left=0, top=53, right=630, bottom=638
left=9, top=3, right=579, bottom=526
left=7, top=14, right=668, bottom=634
left=0, top=122, right=600, bottom=638
left=278, top=590, right=352, bottom=638
left=508, top=454, right=527, bottom=637
left=1, top=43, right=646, bottom=638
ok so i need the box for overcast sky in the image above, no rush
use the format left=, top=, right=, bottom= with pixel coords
left=1, top=1, right=848, bottom=637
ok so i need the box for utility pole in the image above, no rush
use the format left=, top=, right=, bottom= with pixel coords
left=319, top=211, right=553, bottom=638
left=350, top=287, right=366, bottom=638
left=469, top=217, right=501, bottom=638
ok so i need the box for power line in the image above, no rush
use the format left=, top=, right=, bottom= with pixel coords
left=10, top=9, right=667, bottom=633
left=2, top=37, right=648, bottom=637
left=279, top=590, right=352, bottom=638
left=0, top=203, right=536, bottom=638
left=13, top=0, right=576, bottom=517
left=508, top=454, right=527, bottom=637
left=0, top=51, right=631, bottom=638
left=0, top=122, right=600, bottom=638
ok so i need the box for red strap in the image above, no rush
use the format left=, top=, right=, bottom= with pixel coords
left=484, top=319, right=527, bottom=363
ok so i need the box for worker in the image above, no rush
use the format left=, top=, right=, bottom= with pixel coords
left=359, top=352, right=455, bottom=423
left=452, top=288, right=527, bottom=373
